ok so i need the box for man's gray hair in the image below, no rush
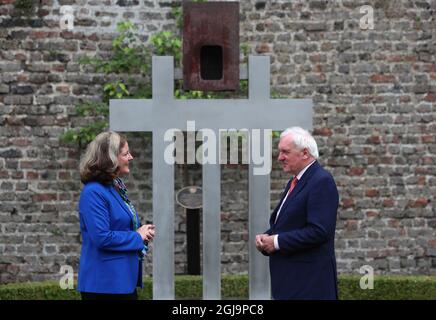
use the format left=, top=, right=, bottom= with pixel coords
left=280, top=127, right=319, bottom=159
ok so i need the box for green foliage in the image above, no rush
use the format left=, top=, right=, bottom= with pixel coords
left=150, top=31, right=182, bottom=62
left=272, top=131, right=281, bottom=138
left=60, top=102, right=109, bottom=148
left=61, top=3, right=250, bottom=149
left=128, top=84, right=152, bottom=99
left=175, top=87, right=219, bottom=100
left=13, top=0, right=35, bottom=15
left=240, top=43, right=250, bottom=56
left=240, top=43, right=250, bottom=63
left=62, top=21, right=150, bottom=148
left=271, top=90, right=284, bottom=99
left=60, top=121, right=108, bottom=150
left=74, top=101, right=109, bottom=118
left=338, top=275, right=436, bottom=300
left=0, top=281, right=81, bottom=300
left=80, top=21, right=150, bottom=75
left=239, top=80, right=248, bottom=94
left=1, top=275, right=436, bottom=300
left=104, top=80, right=130, bottom=100
left=171, top=6, right=184, bottom=29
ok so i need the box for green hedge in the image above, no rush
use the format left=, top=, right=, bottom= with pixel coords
left=1, top=274, right=435, bottom=300
left=339, top=275, right=436, bottom=300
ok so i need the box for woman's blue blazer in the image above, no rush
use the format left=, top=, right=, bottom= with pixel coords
left=77, top=181, right=144, bottom=294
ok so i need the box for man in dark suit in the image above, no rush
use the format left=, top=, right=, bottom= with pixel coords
left=255, top=127, right=339, bottom=300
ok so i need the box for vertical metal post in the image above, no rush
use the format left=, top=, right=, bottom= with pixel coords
left=152, top=57, right=175, bottom=299
left=248, top=56, right=271, bottom=299
left=186, top=208, right=201, bottom=275
left=202, top=137, right=221, bottom=299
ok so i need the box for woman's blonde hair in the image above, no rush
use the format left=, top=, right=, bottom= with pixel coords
left=79, top=131, right=127, bottom=184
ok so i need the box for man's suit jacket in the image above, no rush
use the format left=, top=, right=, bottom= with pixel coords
left=77, top=181, right=144, bottom=294
left=265, top=161, right=339, bottom=300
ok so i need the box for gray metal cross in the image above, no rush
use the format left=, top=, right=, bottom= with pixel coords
left=110, top=55, right=313, bottom=300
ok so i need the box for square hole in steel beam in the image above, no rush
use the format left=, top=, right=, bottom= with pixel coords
left=200, top=45, right=223, bottom=80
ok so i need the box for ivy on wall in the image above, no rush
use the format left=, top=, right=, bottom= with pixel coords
left=13, top=0, right=36, bottom=15
left=60, top=0, right=253, bottom=148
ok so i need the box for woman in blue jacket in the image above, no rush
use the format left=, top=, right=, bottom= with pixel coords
left=77, top=131, right=155, bottom=300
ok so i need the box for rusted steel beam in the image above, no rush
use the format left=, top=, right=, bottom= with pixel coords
left=183, top=1, right=240, bottom=91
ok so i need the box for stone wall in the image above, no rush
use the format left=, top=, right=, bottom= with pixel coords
left=0, top=0, right=435, bottom=283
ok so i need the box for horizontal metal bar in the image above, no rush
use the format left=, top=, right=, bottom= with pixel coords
left=174, top=65, right=248, bottom=80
